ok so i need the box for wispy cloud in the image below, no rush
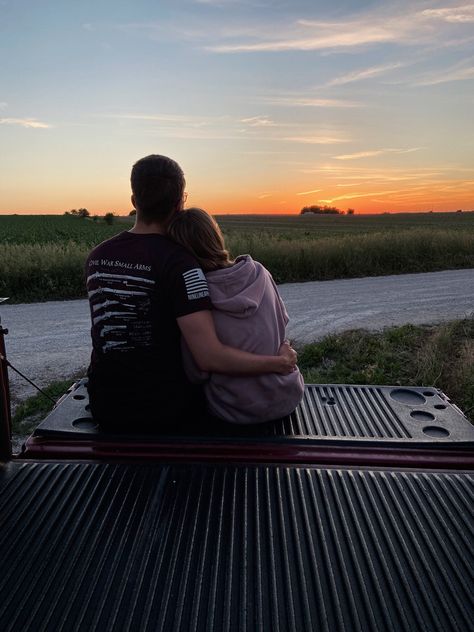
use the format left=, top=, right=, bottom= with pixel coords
left=319, top=189, right=404, bottom=203
left=301, top=165, right=473, bottom=180
left=241, top=115, right=276, bottom=127
left=261, top=96, right=361, bottom=108
left=285, top=136, right=349, bottom=145
left=413, top=58, right=474, bottom=85
left=206, top=4, right=474, bottom=54
left=207, top=24, right=398, bottom=53
left=326, top=62, right=405, bottom=86
left=101, top=111, right=350, bottom=145
left=257, top=192, right=274, bottom=199
left=334, top=150, right=387, bottom=160
left=0, top=117, right=51, bottom=129
left=297, top=189, right=322, bottom=196
left=102, top=112, right=221, bottom=127
left=334, top=147, right=421, bottom=160
left=195, top=0, right=266, bottom=5
left=421, top=5, right=474, bottom=23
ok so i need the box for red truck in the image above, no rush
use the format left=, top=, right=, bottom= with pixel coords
left=1, top=304, right=473, bottom=631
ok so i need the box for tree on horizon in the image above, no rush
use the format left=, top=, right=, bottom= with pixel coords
left=64, top=208, right=90, bottom=218
left=300, top=205, right=341, bottom=215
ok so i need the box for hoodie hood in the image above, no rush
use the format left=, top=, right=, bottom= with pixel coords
left=206, top=255, right=268, bottom=318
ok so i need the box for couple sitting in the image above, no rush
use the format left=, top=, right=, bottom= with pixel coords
left=86, top=154, right=303, bottom=433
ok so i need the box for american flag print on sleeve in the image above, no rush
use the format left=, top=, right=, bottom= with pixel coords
left=182, top=268, right=210, bottom=300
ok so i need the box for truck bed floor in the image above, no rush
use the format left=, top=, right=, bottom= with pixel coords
left=0, top=461, right=473, bottom=632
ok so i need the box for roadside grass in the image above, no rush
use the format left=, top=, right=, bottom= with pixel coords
left=2, top=227, right=474, bottom=302
left=298, top=318, right=474, bottom=420
left=227, top=228, right=474, bottom=283
left=10, top=319, right=473, bottom=440
left=12, top=378, right=76, bottom=436
left=0, top=242, right=87, bottom=303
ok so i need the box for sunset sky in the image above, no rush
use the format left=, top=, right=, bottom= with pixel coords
left=1, top=0, right=473, bottom=215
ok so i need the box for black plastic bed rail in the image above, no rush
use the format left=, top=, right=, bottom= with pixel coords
left=23, top=380, right=474, bottom=469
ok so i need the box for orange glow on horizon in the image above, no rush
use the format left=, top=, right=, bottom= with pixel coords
left=1, top=174, right=473, bottom=216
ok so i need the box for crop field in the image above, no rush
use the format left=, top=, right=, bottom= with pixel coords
left=1, top=212, right=473, bottom=302
left=217, top=210, right=474, bottom=239
left=0, top=214, right=123, bottom=246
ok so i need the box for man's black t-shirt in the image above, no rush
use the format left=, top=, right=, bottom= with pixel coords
left=86, top=231, right=212, bottom=431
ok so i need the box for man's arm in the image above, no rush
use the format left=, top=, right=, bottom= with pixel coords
left=177, top=310, right=297, bottom=376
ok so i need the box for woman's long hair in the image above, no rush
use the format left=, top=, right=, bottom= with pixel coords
left=168, top=207, right=233, bottom=272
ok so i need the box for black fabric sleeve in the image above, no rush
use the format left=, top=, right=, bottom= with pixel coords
left=163, top=248, right=212, bottom=318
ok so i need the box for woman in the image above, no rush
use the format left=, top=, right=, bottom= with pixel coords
left=168, top=208, right=304, bottom=424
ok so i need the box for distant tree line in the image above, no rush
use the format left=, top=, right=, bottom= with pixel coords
left=64, top=208, right=90, bottom=218
left=64, top=208, right=115, bottom=224
left=300, top=205, right=355, bottom=215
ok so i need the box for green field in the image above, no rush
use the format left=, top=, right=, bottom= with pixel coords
left=1, top=212, right=473, bottom=302
left=217, top=210, right=474, bottom=238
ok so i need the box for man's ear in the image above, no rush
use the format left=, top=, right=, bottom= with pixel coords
left=131, top=194, right=136, bottom=209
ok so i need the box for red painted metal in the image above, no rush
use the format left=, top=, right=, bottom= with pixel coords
left=22, top=435, right=474, bottom=469
left=0, top=313, right=11, bottom=460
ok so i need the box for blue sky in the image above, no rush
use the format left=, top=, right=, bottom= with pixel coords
left=1, top=0, right=473, bottom=213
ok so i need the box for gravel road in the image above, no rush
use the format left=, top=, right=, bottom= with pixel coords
left=1, top=268, right=473, bottom=404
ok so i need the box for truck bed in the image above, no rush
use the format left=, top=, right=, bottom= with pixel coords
left=1, top=460, right=473, bottom=631
left=23, top=382, right=474, bottom=469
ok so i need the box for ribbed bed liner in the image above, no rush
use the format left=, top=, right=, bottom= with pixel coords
left=0, top=461, right=472, bottom=631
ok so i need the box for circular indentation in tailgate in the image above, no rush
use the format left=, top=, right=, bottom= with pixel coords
left=410, top=410, right=435, bottom=422
left=72, top=417, right=98, bottom=430
left=434, top=404, right=447, bottom=410
left=423, top=391, right=435, bottom=397
left=73, top=394, right=86, bottom=400
left=423, top=426, right=450, bottom=438
left=390, top=388, right=426, bottom=405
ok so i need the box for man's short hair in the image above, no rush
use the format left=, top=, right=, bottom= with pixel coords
left=131, top=154, right=185, bottom=222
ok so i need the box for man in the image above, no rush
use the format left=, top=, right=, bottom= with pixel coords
left=86, top=154, right=297, bottom=432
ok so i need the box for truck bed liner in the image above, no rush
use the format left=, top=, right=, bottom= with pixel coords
left=1, top=460, right=472, bottom=631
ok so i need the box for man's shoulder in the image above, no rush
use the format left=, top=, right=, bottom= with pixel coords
left=160, top=237, right=202, bottom=270
left=87, top=231, right=129, bottom=258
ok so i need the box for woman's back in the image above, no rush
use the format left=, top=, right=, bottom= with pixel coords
left=184, top=255, right=304, bottom=423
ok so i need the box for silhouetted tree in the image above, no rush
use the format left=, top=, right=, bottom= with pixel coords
left=66, top=208, right=89, bottom=218
left=129, top=209, right=137, bottom=216
left=347, top=208, right=355, bottom=215
left=104, top=212, right=115, bottom=225
left=300, top=205, right=341, bottom=215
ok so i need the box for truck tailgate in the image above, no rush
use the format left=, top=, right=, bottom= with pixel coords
left=0, top=461, right=473, bottom=631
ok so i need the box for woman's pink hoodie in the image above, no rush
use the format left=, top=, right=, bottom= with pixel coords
left=182, top=255, right=304, bottom=424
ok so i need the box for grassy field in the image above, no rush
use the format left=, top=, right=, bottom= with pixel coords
left=217, top=210, right=474, bottom=239
left=1, top=212, right=473, bottom=302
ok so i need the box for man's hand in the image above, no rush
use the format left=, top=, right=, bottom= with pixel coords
left=278, top=340, right=298, bottom=374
